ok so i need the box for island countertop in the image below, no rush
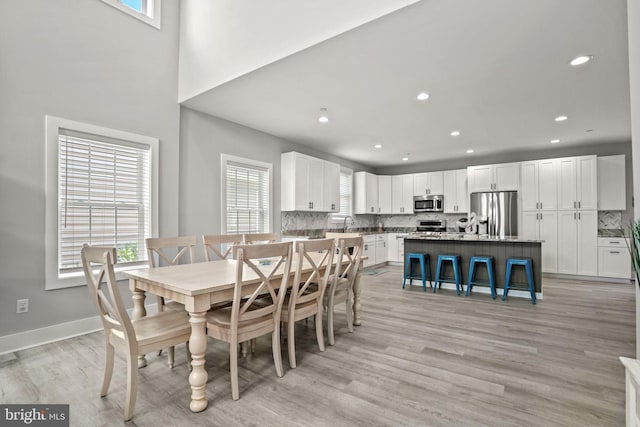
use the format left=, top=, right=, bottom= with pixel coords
left=405, top=233, right=542, bottom=243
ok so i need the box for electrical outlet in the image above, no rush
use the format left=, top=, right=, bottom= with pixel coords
left=16, top=299, right=29, bottom=314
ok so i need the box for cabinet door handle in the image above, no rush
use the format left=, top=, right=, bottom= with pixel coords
left=578, top=201, right=581, bottom=209
left=573, top=201, right=576, bottom=209
left=309, top=202, right=312, bottom=209
left=609, top=241, right=620, bottom=244
left=578, top=212, right=581, bottom=220
left=610, top=251, right=620, bottom=254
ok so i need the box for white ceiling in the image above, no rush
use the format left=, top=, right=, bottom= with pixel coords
left=182, top=0, right=631, bottom=168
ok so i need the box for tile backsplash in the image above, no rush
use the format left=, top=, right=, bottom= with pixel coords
left=598, top=210, right=622, bottom=229
left=282, top=210, right=627, bottom=234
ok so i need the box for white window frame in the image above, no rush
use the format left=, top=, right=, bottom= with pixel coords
left=221, top=154, right=273, bottom=235
left=331, top=167, right=354, bottom=224
left=100, top=0, right=162, bottom=29
left=45, top=116, right=159, bottom=290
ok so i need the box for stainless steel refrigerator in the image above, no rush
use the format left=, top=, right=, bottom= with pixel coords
left=469, top=191, right=518, bottom=238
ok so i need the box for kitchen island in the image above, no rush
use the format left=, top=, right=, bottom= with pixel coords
left=405, top=234, right=542, bottom=298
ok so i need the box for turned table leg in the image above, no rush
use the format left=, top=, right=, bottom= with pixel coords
left=353, top=268, right=363, bottom=326
left=188, top=311, right=208, bottom=412
left=130, top=287, right=148, bottom=368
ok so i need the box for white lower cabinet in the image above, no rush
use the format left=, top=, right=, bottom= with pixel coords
left=598, top=237, right=632, bottom=279
left=362, top=234, right=390, bottom=267
left=362, top=235, right=375, bottom=268
left=557, top=210, right=598, bottom=276
left=375, top=234, right=387, bottom=265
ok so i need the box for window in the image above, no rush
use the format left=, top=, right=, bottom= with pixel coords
left=100, top=0, right=161, bottom=29
left=46, top=116, right=158, bottom=290
left=332, top=168, right=353, bottom=222
left=221, top=154, right=272, bottom=234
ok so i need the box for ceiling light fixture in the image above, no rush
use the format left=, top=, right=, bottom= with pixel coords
left=554, top=115, right=568, bottom=122
left=402, top=157, right=409, bottom=161
left=450, top=131, right=461, bottom=137
left=374, top=144, right=382, bottom=149
left=416, top=92, right=430, bottom=101
left=466, top=149, right=474, bottom=154
left=570, top=55, right=593, bottom=66
left=318, top=108, right=329, bottom=123
left=550, top=139, right=560, bottom=144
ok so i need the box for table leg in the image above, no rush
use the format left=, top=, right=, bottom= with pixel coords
left=188, top=311, right=208, bottom=412
left=353, top=269, right=363, bottom=326
left=130, top=288, right=148, bottom=368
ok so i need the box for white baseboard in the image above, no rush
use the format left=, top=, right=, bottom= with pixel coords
left=0, top=303, right=158, bottom=357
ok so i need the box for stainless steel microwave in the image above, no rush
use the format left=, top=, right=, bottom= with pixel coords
left=413, top=195, right=444, bottom=212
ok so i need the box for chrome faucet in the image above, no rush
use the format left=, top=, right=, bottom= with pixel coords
left=343, top=215, right=354, bottom=232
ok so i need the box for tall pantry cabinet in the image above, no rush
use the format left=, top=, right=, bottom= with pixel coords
left=556, top=156, right=598, bottom=276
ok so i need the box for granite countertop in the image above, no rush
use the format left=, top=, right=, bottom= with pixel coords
left=405, top=233, right=542, bottom=243
left=598, top=228, right=628, bottom=238
left=282, top=227, right=414, bottom=238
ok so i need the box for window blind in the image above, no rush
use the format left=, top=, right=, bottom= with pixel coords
left=58, top=129, right=151, bottom=274
left=338, top=170, right=353, bottom=217
left=225, top=160, right=270, bottom=234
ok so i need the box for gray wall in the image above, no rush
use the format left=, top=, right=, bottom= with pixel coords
left=179, top=107, right=371, bottom=261
left=0, top=0, right=181, bottom=337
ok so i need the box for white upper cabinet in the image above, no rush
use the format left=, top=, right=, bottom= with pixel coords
left=322, top=161, right=340, bottom=212
left=597, top=155, right=626, bottom=210
left=391, top=174, right=414, bottom=214
left=377, top=175, right=392, bottom=214
left=281, top=152, right=339, bottom=212
left=467, top=162, right=520, bottom=193
left=354, top=171, right=379, bottom=214
left=443, top=169, right=468, bottom=213
left=521, top=159, right=558, bottom=211
left=413, top=171, right=444, bottom=196
left=557, top=155, right=597, bottom=211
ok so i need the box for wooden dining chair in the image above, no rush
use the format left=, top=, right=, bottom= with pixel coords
left=243, top=232, right=277, bottom=244
left=280, top=238, right=335, bottom=368
left=81, top=245, right=191, bottom=421
left=205, top=241, right=293, bottom=400
left=325, top=236, right=364, bottom=346
left=202, top=234, right=243, bottom=261
left=146, top=235, right=196, bottom=366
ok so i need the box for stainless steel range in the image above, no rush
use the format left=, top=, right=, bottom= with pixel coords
left=415, top=219, right=447, bottom=233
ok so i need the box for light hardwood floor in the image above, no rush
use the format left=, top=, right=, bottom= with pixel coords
left=1, top=267, right=635, bottom=426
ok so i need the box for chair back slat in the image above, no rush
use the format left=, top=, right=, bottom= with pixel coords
left=232, top=242, right=292, bottom=327
left=334, top=236, right=364, bottom=281
left=146, top=236, right=196, bottom=268
left=202, top=234, right=243, bottom=261
left=291, top=238, right=335, bottom=308
left=81, top=245, right=136, bottom=342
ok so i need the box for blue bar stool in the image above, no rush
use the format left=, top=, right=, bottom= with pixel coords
left=403, top=253, right=432, bottom=292
left=502, top=257, right=536, bottom=304
left=433, top=255, right=463, bottom=295
left=466, top=256, right=497, bottom=299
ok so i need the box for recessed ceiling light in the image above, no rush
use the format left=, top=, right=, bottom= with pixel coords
left=554, top=115, right=568, bottom=122
left=550, top=139, right=560, bottom=144
left=466, top=149, right=474, bottom=154
left=374, top=144, right=382, bottom=149
left=416, top=92, right=430, bottom=101
left=402, top=156, right=409, bottom=161
left=318, top=108, right=329, bottom=123
left=570, top=55, right=593, bottom=66
left=450, top=131, right=461, bottom=137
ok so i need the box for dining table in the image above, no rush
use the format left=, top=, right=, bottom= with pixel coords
left=125, top=251, right=365, bottom=412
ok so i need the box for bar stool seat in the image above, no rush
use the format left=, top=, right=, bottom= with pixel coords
left=465, top=256, right=496, bottom=299
left=502, top=257, right=536, bottom=304
left=403, top=253, right=432, bottom=292
left=433, top=255, right=463, bottom=295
